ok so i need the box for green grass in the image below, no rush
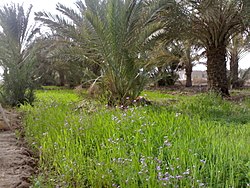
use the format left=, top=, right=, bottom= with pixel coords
left=20, top=90, right=250, bottom=187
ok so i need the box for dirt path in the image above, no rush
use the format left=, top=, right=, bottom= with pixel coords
left=0, top=109, right=36, bottom=188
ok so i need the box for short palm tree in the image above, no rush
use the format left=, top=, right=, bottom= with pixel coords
left=36, top=0, right=176, bottom=105
left=0, top=4, right=40, bottom=106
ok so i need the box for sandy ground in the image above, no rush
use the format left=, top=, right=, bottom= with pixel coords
left=0, top=109, right=36, bottom=188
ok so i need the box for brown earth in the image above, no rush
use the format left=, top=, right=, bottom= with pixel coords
left=0, top=108, right=36, bottom=188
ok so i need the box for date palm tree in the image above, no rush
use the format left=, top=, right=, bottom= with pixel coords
left=175, top=40, right=204, bottom=87
left=152, top=0, right=250, bottom=96
left=0, top=3, right=40, bottom=106
left=228, top=33, right=250, bottom=88
left=35, top=0, right=177, bottom=105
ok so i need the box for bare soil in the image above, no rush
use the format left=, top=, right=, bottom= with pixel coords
left=0, top=109, right=36, bottom=188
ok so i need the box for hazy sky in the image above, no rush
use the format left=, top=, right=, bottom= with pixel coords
left=0, top=0, right=75, bottom=13
left=0, top=0, right=249, bottom=70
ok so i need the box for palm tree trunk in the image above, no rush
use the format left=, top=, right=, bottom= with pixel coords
left=58, top=70, right=65, bottom=86
left=229, top=51, right=239, bottom=89
left=185, top=65, right=192, bottom=87
left=206, top=45, right=229, bottom=96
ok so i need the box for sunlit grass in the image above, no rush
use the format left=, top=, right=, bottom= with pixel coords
left=21, top=90, right=250, bottom=187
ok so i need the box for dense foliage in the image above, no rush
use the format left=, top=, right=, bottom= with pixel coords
left=35, top=0, right=180, bottom=105
left=0, top=4, right=39, bottom=106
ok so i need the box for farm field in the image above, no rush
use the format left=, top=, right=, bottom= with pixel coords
left=20, top=89, right=250, bottom=187
left=1, top=0, right=250, bottom=187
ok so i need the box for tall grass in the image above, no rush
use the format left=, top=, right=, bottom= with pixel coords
left=21, top=90, right=250, bottom=187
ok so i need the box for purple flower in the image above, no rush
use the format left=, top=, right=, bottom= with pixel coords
left=200, top=159, right=206, bottom=164
left=175, top=175, right=183, bottom=179
left=164, top=140, right=172, bottom=147
left=160, top=177, right=170, bottom=182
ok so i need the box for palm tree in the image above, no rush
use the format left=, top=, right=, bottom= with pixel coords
left=0, top=3, right=40, bottom=106
left=228, top=33, right=249, bottom=88
left=147, top=42, right=182, bottom=86
left=173, top=40, right=204, bottom=87
left=36, top=0, right=177, bottom=105
left=148, top=39, right=204, bottom=87
left=153, top=0, right=250, bottom=96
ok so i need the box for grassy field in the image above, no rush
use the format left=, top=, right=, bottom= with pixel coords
left=20, top=89, right=250, bottom=187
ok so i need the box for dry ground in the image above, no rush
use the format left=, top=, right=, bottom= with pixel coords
left=0, top=109, right=36, bottom=188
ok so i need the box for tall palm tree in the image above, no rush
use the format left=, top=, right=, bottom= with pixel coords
left=153, top=0, right=250, bottom=96
left=0, top=3, right=40, bottom=106
left=36, top=0, right=176, bottom=105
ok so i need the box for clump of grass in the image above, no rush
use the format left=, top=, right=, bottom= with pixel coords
left=21, top=90, right=250, bottom=187
left=175, top=93, right=250, bottom=124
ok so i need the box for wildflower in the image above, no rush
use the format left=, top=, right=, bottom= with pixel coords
left=164, top=140, right=172, bottom=147
left=42, top=132, right=48, bottom=136
left=183, top=169, right=190, bottom=175
left=175, top=175, right=183, bottom=179
left=155, top=158, right=162, bottom=164
left=199, top=183, right=205, bottom=187
left=161, top=177, right=170, bottom=182
left=200, top=159, right=206, bottom=164
left=175, top=113, right=181, bottom=117
left=157, top=172, right=162, bottom=179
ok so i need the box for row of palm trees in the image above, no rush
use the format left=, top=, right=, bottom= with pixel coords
left=0, top=0, right=250, bottom=106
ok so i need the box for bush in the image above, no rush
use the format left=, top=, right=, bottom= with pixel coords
left=1, top=67, right=36, bottom=106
